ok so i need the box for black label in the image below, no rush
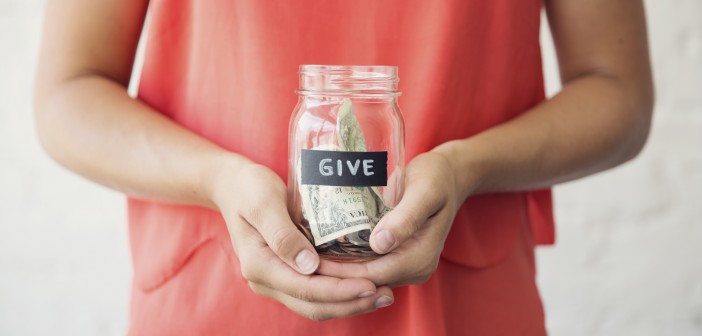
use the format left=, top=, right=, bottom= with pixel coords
left=301, top=149, right=388, bottom=186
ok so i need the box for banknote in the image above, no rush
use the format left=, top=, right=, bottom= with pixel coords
left=300, top=184, right=374, bottom=246
left=336, top=98, right=367, bottom=152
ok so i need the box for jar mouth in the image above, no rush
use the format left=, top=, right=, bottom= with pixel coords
left=297, top=64, right=400, bottom=97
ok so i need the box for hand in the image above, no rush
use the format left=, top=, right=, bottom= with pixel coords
left=209, top=159, right=395, bottom=321
left=317, top=151, right=468, bottom=287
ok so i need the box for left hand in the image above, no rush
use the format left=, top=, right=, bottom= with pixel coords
left=317, top=151, right=471, bottom=287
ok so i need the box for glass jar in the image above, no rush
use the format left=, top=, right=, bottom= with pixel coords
left=288, top=65, right=405, bottom=262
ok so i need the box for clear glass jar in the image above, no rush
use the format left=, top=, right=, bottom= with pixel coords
left=288, top=65, right=405, bottom=262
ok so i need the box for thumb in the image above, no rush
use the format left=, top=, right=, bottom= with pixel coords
left=241, top=197, right=320, bottom=275
left=370, top=180, right=444, bottom=254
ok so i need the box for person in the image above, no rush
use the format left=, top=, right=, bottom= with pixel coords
left=33, top=0, right=653, bottom=335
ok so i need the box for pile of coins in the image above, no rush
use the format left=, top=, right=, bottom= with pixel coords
left=298, top=219, right=380, bottom=261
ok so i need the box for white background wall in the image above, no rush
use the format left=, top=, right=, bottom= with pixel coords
left=0, top=1, right=700, bottom=335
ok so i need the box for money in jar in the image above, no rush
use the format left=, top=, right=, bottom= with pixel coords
left=288, top=65, right=405, bottom=262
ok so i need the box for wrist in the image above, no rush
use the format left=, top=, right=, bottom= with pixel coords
left=202, top=151, right=253, bottom=210
left=431, top=139, right=490, bottom=202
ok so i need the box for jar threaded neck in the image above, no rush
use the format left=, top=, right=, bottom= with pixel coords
left=297, top=65, right=400, bottom=96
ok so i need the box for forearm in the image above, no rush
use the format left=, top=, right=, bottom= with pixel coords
left=435, top=73, right=653, bottom=201
left=34, top=75, right=250, bottom=209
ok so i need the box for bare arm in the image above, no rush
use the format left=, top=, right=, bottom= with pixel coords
left=35, top=0, right=393, bottom=321
left=437, top=0, right=654, bottom=199
left=319, top=0, right=654, bottom=286
left=33, top=0, right=237, bottom=208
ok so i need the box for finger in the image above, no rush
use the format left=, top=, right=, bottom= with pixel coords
left=318, top=249, right=430, bottom=288
left=319, top=210, right=451, bottom=286
left=241, top=192, right=319, bottom=275
left=370, top=177, right=444, bottom=254
left=317, top=255, right=410, bottom=287
left=249, top=282, right=394, bottom=321
left=234, top=218, right=378, bottom=302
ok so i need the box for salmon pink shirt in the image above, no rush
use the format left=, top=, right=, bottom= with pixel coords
left=129, top=0, right=554, bottom=335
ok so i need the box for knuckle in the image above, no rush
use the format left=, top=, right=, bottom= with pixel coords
left=381, top=261, right=408, bottom=286
left=352, top=297, right=375, bottom=314
left=406, top=212, right=422, bottom=231
left=308, top=309, right=331, bottom=322
left=293, top=287, right=314, bottom=302
left=269, top=228, right=298, bottom=257
left=240, top=192, right=283, bottom=225
left=242, top=196, right=267, bottom=223
left=394, top=211, right=422, bottom=238
left=423, top=182, right=447, bottom=208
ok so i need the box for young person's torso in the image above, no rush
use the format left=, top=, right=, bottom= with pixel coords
left=128, top=1, right=552, bottom=334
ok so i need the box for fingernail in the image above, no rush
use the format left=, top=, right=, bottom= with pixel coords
left=295, top=249, right=317, bottom=274
left=373, top=230, right=396, bottom=253
left=375, top=296, right=393, bottom=309
left=358, top=291, right=376, bottom=298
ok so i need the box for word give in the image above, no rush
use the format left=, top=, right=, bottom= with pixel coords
left=319, top=158, right=375, bottom=177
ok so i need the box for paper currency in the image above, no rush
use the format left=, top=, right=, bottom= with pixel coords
left=336, top=98, right=367, bottom=152
left=299, top=99, right=392, bottom=251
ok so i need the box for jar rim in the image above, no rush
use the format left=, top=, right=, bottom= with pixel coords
left=297, top=64, right=400, bottom=96
left=299, top=64, right=398, bottom=76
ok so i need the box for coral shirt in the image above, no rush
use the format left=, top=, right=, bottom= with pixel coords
left=129, top=0, right=554, bottom=334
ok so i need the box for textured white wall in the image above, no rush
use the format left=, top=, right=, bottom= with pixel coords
left=0, top=2, right=130, bottom=335
left=538, top=1, right=702, bottom=335
left=0, top=1, right=699, bottom=335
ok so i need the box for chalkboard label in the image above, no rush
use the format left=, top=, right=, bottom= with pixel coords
left=301, top=149, right=388, bottom=186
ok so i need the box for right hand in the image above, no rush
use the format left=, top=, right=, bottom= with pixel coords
left=208, top=159, right=395, bottom=321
